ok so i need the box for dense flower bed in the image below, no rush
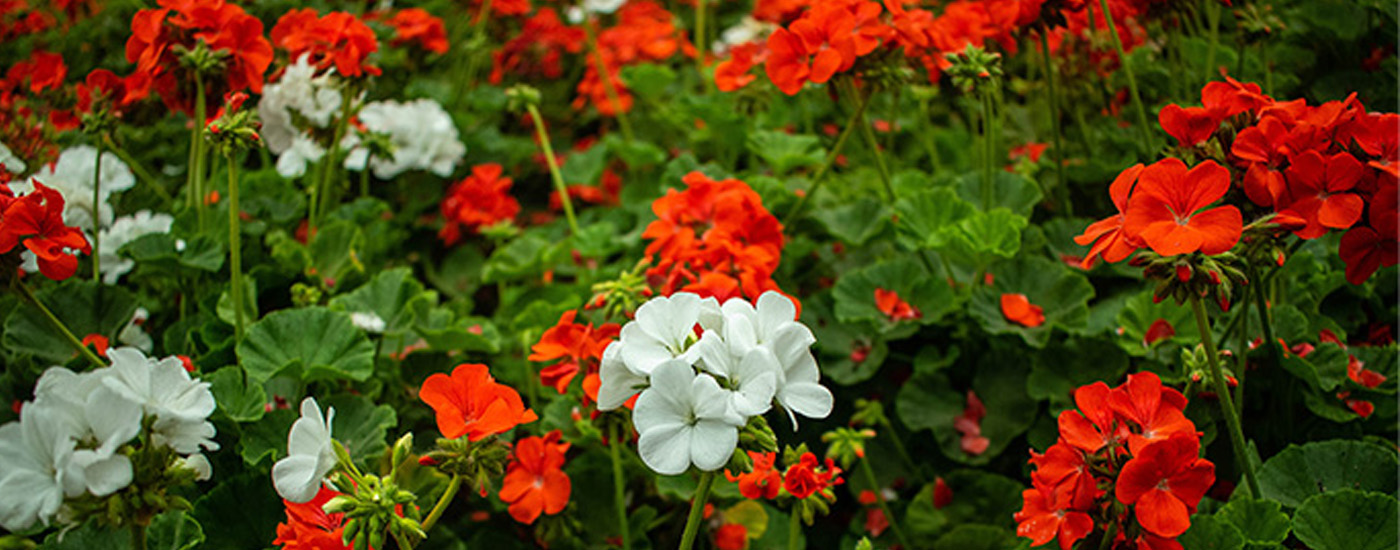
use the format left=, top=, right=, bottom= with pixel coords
left=0, top=0, right=1395, bottom=549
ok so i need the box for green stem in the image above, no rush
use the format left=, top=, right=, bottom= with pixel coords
left=131, top=524, right=147, bottom=550
left=525, top=104, right=580, bottom=236
left=859, top=458, right=910, bottom=549
left=781, top=83, right=876, bottom=225
left=105, top=135, right=173, bottom=207
left=360, top=167, right=369, bottom=198
left=1189, top=295, right=1261, bottom=497
left=457, top=0, right=494, bottom=101
left=394, top=530, right=413, bottom=550
left=584, top=19, right=636, bottom=143
left=1096, top=0, right=1153, bottom=152
left=314, top=91, right=354, bottom=232
left=1039, top=30, right=1072, bottom=216
left=226, top=153, right=245, bottom=341
left=15, top=279, right=104, bottom=368
left=1202, top=0, right=1221, bottom=83
left=694, top=0, right=708, bottom=91
left=420, top=474, right=461, bottom=533
left=192, top=74, right=207, bottom=232
left=609, top=425, right=632, bottom=550
left=849, top=81, right=895, bottom=202
left=980, top=88, right=996, bottom=210
left=91, top=140, right=103, bottom=281
left=787, top=503, right=802, bottom=550
left=677, top=471, right=715, bottom=550
left=882, top=420, right=923, bottom=484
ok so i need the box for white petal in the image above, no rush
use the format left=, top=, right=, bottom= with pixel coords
left=692, top=373, right=743, bottom=426
left=86, top=386, right=141, bottom=454
left=0, top=469, right=63, bottom=531
left=756, top=291, right=798, bottom=336
left=632, top=363, right=694, bottom=434
left=620, top=322, right=677, bottom=375
left=769, top=324, right=817, bottom=369
left=272, top=455, right=323, bottom=503
left=697, top=296, right=723, bottom=331
left=183, top=453, right=212, bottom=481
left=695, top=330, right=736, bottom=379
left=689, top=420, right=738, bottom=471
left=597, top=343, right=648, bottom=410
left=779, top=382, right=834, bottom=429
left=77, top=452, right=133, bottom=496
left=637, top=423, right=691, bottom=476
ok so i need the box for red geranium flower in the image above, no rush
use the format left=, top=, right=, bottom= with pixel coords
left=1076, top=164, right=1144, bottom=268
left=418, top=363, right=538, bottom=441
left=499, top=430, right=571, bottom=524
left=714, top=523, right=749, bottom=550
left=528, top=310, right=620, bottom=394
left=0, top=181, right=91, bottom=281
left=783, top=452, right=843, bottom=499
left=725, top=451, right=783, bottom=500
left=1338, top=185, right=1398, bottom=284
left=384, top=8, right=448, bottom=55
left=1056, top=382, right=1120, bottom=454
left=1121, top=158, right=1241, bottom=257
left=1278, top=150, right=1366, bottom=238
left=124, top=0, right=272, bottom=114
left=1115, top=433, right=1215, bottom=538
left=715, top=42, right=765, bottom=92
left=272, top=486, right=351, bottom=550
left=1000, top=293, right=1045, bottom=328
left=1108, top=372, right=1194, bottom=456
left=1158, top=103, right=1223, bottom=148
left=271, top=9, right=380, bottom=78
left=439, top=163, right=521, bottom=245
left=1014, top=484, right=1094, bottom=550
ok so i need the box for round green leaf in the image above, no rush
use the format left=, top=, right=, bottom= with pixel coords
left=1292, top=490, right=1398, bottom=550
left=1178, top=514, right=1246, bottom=550
left=328, top=266, right=431, bottom=336
left=3, top=280, right=138, bottom=364
left=205, top=367, right=266, bottom=423
left=1257, top=439, right=1398, bottom=508
left=323, top=394, right=398, bottom=462
left=237, top=307, right=375, bottom=384
left=969, top=255, right=1095, bottom=348
left=1216, top=498, right=1290, bottom=545
left=832, top=257, right=960, bottom=327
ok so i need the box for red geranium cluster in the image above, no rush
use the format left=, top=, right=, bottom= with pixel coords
left=125, top=0, right=273, bottom=115
left=498, top=430, right=571, bottom=524
left=377, top=8, right=448, bottom=55
left=439, top=163, right=521, bottom=245
left=641, top=171, right=787, bottom=304
left=0, top=50, right=73, bottom=168
left=575, top=1, right=694, bottom=116
left=490, top=9, right=584, bottom=85
left=764, top=0, right=891, bottom=95
left=528, top=310, right=620, bottom=397
left=1, top=0, right=60, bottom=44
left=271, top=9, right=380, bottom=78
left=1078, top=77, right=1399, bottom=285
left=0, top=181, right=91, bottom=280
left=271, top=487, right=352, bottom=550
left=1016, top=372, right=1214, bottom=550
left=725, top=450, right=843, bottom=501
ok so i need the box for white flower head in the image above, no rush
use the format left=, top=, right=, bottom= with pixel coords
left=346, top=99, right=464, bottom=179
left=712, top=291, right=832, bottom=429
left=633, top=360, right=744, bottom=475
left=272, top=397, right=338, bottom=503
left=616, top=293, right=717, bottom=376
left=12, top=146, right=135, bottom=231
left=33, top=367, right=141, bottom=498
left=102, top=348, right=219, bottom=454
left=696, top=332, right=778, bottom=419
left=258, top=53, right=345, bottom=155
left=583, top=0, right=626, bottom=14
left=0, top=402, right=78, bottom=531
left=275, top=134, right=326, bottom=179
left=349, top=312, right=386, bottom=333
left=99, top=211, right=174, bottom=284
left=118, top=308, right=154, bottom=353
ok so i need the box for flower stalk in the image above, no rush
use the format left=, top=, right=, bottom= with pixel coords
left=189, top=74, right=208, bottom=231
left=782, top=82, right=876, bottom=225
left=1188, top=294, right=1261, bottom=497
left=14, top=279, right=105, bottom=368
left=226, top=152, right=245, bottom=341
left=419, top=473, right=461, bottom=533
left=1038, top=30, right=1071, bottom=216
left=609, top=425, right=632, bottom=550
left=524, top=103, right=580, bottom=236
left=1096, top=0, right=1153, bottom=151
left=859, top=457, right=911, bottom=550
left=677, top=471, right=715, bottom=550
left=787, top=504, right=802, bottom=550
left=847, top=80, right=896, bottom=202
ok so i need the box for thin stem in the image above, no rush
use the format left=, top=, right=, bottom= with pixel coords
left=192, top=74, right=207, bottom=232
left=1202, top=0, right=1221, bottom=83
left=787, top=503, right=802, bottom=550
left=315, top=91, right=354, bottom=232
left=1235, top=284, right=1248, bottom=416
left=881, top=420, right=924, bottom=485
left=782, top=84, right=877, bottom=225
left=131, top=524, right=147, bottom=550
left=226, top=153, right=246, bottom=341
left=694, top=0, right=708, bottom=91
left=859, top=457, right=911, bottom=549
left=105, top=135, right=173, bottom=207
left=1096, top=0, right=1153, bottom=152
left=91, top=140, right=103, bottom=281
left=457, top=0, right=494, bottom=101
left=1189, top=294, right=1261, bottom=497
left=980, top=88, right=996, bottom=210
left=394, top=530, right=413, bottom=550
left=420, top=474, right=461, bottom=532
left=850, top=81, right=896, bottom=202
left=525, top=104, right=580, bottom=235
left=609, top=425, right=632, bottom=550
left=584, top=18, right=636, bottom=143
left=677, top=471, right=715, bottom=550
left=15, top=280, right=104, bottom=368
left=360, top=167, right=369, bottom=198
left=1039, top=30, right=1072, bottom=216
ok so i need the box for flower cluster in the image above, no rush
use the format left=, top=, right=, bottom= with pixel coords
left=0, top=50, right=74, bottom=176
left=125, top=0, right=273, bottom=115
left=574, top=1, right=693, bottom=116
left=344, top=98, right=465, bottom=180
left=419, top=363, right=538, bottom=442
left=271, top=9, right=380, bottom=78
left=1080, top=78, right=1398, bottom=286
left=642, top=171, right=786, bottom=303
left=0, top=348, right=217, bottom=531
left=258, top=53, right=346, bottom=178
left=727, top=449, right=843, bottom=502
left=489, top=9, right=584, bottom=85
left=1015, top=372, right=1214, bottom=550
left=764, top=0, right=891, bottom=95
left=439, top=163, right=521, bottom=245
left=272, top=486, right=352, bottom=550
left=379, top=8, right=448, bottom=55
left=0, top=180, right=91, bottom=280
left=529, top=310, right=620, bottom=397
left=498, top=430, right=571, bottom=524
left=597, top=291, right=832, bottom=475
left=97, top=211, right=175, bottom=284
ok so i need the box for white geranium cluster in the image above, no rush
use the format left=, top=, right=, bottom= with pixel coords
left=714, top=16, right=776, bottom=55
left=10, top=145, right=135, bottom=231
left=597, top=292, right=833, bottom=476
left=0, top=348, right=218, bottom=531
left=343, top=98, right=465, bottom=180
left=258, top=53, right=347, bottom=179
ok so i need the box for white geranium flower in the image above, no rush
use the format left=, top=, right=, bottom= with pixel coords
left=633, top=360, right=744, bottom=475
left=583, top=0, right=626, bottom=14
left=103, top=348, right=219, bottom=454
left=715, top=16, right=775, bottom=54
left=696, top=332, right=778, bottom=418
left=259, top=53, right=344, bottom=154
left=181, top=453, right=212, bottom=481
left=0, top=140, right=24, bottom=173
left=11, top=145, right=134, bottom=231
left=597, top=341, right=647, bottom=410
left=33, top=367, right=141, bottom=497
left=347, top=99, right=465, bottom=179
left=272, top=397, right=338, bottom=503
left=0, top=402, right=78, bottom=531
left=118, top=308, right=154, bottom=353
left=714, top=291, right=832, bottom=429
left=616, top=293, right=716, bottom=376
left=349, top=312, right=386, bottom=333
left=99, top=211, right=174, bottom=284
left=275, top=135, right=327, bottom=179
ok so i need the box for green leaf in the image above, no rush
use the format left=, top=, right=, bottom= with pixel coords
left=1292, top=490, right=1398, bottom=550
left=1027, top=338, right=1129, bottom=405
left=215, top=277, right=258, bottom=328
left=898, top=350, right=1037, bottom=465
left=412, top=301, right=502, bottom=354
left=1113, top=289, right=1200, bottom=356
left=1178, top=514, right=1246, bottom=550
left=328, top=267, right=431, bottom=337
left=893, top=187, right=975, bottom=251
left=122, top=233, right=224, bottom=274
left=482, top=232, right=554, bottom=283
left=1257, top=439, right=1398, bottom=508
left=968, top=255, right=1095, bottom=348
left=832, top=257, right=960, bottom=327
left=205, top=367, right=266, bottom=423
left=747, top=130, right=825, bottom=176
left=3, top=280, right=138, bottom=363
left=560, top=140, right=609, bottom=185
left=604, top=134, right=666, bottom=167
left=619, top=63, right=676, bottom=100
left=814, top=197, right=890, bottom=246
left=238, top=407, right=296, bottom=465
left=323, top=393, right=398, bottom=463
left=1280, top=343, right=1349, bottom=391
left=192, top=472, right=283, bottom=550
left=237, top=307, right=375, bottom=384
left=956, top=171, right=1043, bottom=217
left=308, top=219, right=366, bottom=285
left=1216, top=498, right=1290, bottom=546
left=931, top=524, right=1016, bottom=550
left=943, top=208, right=1028, bottom=262
left=40, top=511, right=204, bottom=550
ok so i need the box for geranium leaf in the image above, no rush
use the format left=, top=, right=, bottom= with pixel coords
left=322, top=394, right=397, bottom=463
left=192, top=472, right=282, bottom=550
left=205, top=366, right=266, bottom=423
left=3, top=280, right=138, bottom=364
left=1216, top=498, right=1290, bottom=545
left=893, top=187, right=975, bottom=251
left=832, top=257, right=960, bottom=328
left=1178, top=514, right=1246, bottom=550
left=237, top=307, right=375, bottom=384
left=328, top=266, right=431, bottom=337
left=1292, top=490, right=1398, bottom=550
left=814, top=197, right=890, bottom=246
left=968, top=255, right=1095, bottom=348
left=956, top=171, right=1043, bottom=217
left=1257, top=439, right=1398, bottom=508
left=41, top=511, right=204, bottom=550
left=747, top=130, right=825, bottom=176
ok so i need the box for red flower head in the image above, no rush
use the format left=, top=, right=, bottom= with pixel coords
left=418, top=363, right=538, bottom=441
left=1200, top=76, right=1271, bottom=118
left=714, top=523, right=749, bottom=550
left=499, top=430, right=572, bottom=524
left=725, top=451, right=783, bottom=500
left=124, top=0, right=273, bottom=114
left=1056, top=382, right=1121, bottom=454
left=1121, top=158, right=1242, bottom=257
left=272, top=486, right=351, bottom=550
left=490, top=9, right=584, bottom=84
left=272, top=9, right=381, bottom=78
left=0, top=181, right=91, bottom=280
left=5, top=50, right=66, bottom=93
left=529, top=310, right=620, bottom=394
left=1076, top=164, right=1144, bottom=268
left=874, top=288, right=921, bottom=321
left=1000, top=293, right=1045, bottom=328
left=1338, top=184, right=1398, bottom=285
left=1014, top=484, right=1094, bottom=550
left=1158, top=103, right=1223, bottom=148
left=1115, top=432, right=1215, bottom=538
left=439, top=163, right=521, bottom=245
left=1277, top=150, right=1365, bottom=239
left=764, top=7, right=855, bottom=95
left=384, top=8, right=448, bottom=55
left=1108, top=372, right=1195, bottom=456
left=783, top=452, right=843, bottom=500
left=715, top=42, right=766, bottom=93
